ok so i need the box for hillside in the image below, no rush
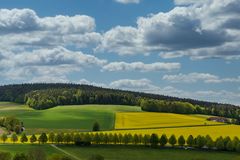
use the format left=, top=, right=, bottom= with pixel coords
left=0, top=83, right=238, bottom=109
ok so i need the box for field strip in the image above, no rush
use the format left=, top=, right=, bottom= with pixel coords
left=50, top=144, right=81, bottom=160
left=115, top=124, right=228, bottom=131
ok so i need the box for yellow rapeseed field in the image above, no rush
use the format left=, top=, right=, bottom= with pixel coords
left=104, top=125, right=240, bottom=140
left=115, top=112, right=222, bottom=129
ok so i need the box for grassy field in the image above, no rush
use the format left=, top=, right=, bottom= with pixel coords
left=115, top=112, right=222, bottom=129
left=59, top=145, right=240, bottom=160
left=0, top=102, right=140, bottom=134
left=0, top=144, right=60, bottom=155
left=1, top=144, right=239, bottom=160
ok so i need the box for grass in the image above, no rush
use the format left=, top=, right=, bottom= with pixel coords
left=0, top=102, right=141, bottom=134
left=0, top=144, right=60, bottom=155
left=59, top=145, right=240, bottom=160
left=115, top=112, right=222, bottom=129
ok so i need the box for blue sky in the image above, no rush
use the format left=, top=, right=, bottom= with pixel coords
left=0, top=0, right=239, bottom=105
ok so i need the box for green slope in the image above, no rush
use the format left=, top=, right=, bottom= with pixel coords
left=0, top=102, right=141, bottom=134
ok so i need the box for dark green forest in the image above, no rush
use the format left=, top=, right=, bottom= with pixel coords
left=0, top=83, right=239, bottom=122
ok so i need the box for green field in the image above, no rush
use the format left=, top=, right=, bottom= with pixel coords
left=59, top=145, right=240, bottom=160
left=0, top=102, right=140, bottom=134
left=0, top=144, right=239, bottom=160
left=0, top=144, right=60, bottom=155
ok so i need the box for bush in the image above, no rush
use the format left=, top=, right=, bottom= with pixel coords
left=92, top=122, right=100, bottom=131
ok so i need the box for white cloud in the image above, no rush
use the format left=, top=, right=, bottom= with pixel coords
left=102, top=61, right=181, bottom=72
left=174, top=0, right=206, bottom=5
left=0, top=47, right=107, bottom=81
left=163, top=73, right=240, bottom=83
left=0, top=8, right=101, bottom=51
left=97, top=0, right=240, bottom=60
left=115, top=0, right=140, bottom=4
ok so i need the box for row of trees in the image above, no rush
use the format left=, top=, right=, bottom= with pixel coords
left=0, top=116, right=24, bottom=134
left=1, top=132, right=240, bottom=153
left=140, top=99, right=240, bottom=124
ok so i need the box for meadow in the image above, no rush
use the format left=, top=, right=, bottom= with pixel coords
left=59, top=145, right=240, bottom=160
left=0, top=102, right=141, bottom=134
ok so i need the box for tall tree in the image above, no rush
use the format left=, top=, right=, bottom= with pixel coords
left=159, top=134, right=168, bottom=147
left=38, top=133, right=48, bottom=144
left=11, top=133, right=18, bottom=144
left=169, top=135, right=177, bottom=147
left=178, top=136, right=185, bottom=147
left=20, top=133, right=28, bottom=143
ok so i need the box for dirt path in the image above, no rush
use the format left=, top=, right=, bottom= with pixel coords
left=50, top=144, right=81, bottom=160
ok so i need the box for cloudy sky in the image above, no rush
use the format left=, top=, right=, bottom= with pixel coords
left=0, top=0, right=239, bottom=105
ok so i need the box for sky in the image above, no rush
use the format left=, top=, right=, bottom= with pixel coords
left=0, top=0, right=239, bottom=105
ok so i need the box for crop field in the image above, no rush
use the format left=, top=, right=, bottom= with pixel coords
left=59, top=145, right=240, bottom=160
left=104, top=125, right=240, bottom=140
left=0, top=102, right=141, bottom=134
left=115, top=112, right=222, bottom=129
left=1, top=102, right=239, bottom=139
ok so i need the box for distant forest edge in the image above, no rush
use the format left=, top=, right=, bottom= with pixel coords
left=0, top=83, right=239, bottom=122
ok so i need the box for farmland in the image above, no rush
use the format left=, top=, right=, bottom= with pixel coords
left=0, top=102, right=239, bottom=139
left=59, top=145, right=240, bottom=160
left=0, top=144, right=239, bottom=160
left=0, top=102, right=140, bottom=134
left=115, top=112, right=222, bottom=129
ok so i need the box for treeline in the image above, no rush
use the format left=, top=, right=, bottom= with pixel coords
left=1, top=132, right=240, bottom=153
left=140, top=99, right=240, bottom=123
left=0, top=83, right=238, bottom=109
left=25, top=88, right=136, bottom=110
left=0, top=116, right=24, bottom=134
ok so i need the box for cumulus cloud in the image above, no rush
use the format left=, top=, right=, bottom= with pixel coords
left=97, top=0, right=240, bottom=60
left=102, top=61, right=181, bottom=72
left=0, top=8, right=101, bottom=51
left=163, top=73, right=240, bottom=83
left=0, top=47, right=107, bottom=81
left=115, top=0, right=140, bottom=4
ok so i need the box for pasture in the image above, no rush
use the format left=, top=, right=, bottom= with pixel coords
left=59, top=145, right=240, bottom=160
left=0, top=144, right=60, bottom=155
left=0, top=102, right=140, bottom=134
